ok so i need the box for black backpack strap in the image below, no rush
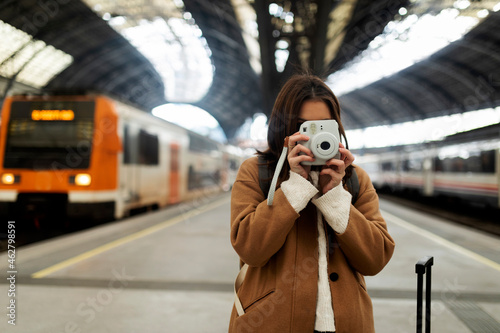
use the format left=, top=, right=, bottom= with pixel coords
left=257, top=155, right=272, bottom=197
left=346, top=168, right=359, bottom=205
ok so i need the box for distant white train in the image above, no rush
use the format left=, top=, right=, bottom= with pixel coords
left=354, top=124, right=500, bottom=208
left=0, top=94, right=244, bottom=225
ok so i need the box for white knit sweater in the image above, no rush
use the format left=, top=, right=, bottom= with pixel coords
left=281, top=171, right=352, bottom=332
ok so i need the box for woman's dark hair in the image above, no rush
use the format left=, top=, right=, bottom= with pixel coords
left=258, top=73, right=353, bottom=183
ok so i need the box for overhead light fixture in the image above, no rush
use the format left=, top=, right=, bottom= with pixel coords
left=453, top=0, right=471, bottom=10
left=477, top=9, right=489, bottom=18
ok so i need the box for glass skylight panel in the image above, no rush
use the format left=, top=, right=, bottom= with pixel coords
left=120, top=17, right=213, bottom=103
left=0, top=20, right=73, bottom=89
left=327, top=8, right=479, bottom=96
left=0, top=21, right=31, bottom=64
left=0, top=40, right=45, bottom=78
left=17, top=45, right=73, bottom=88
left=83, top=0, right=214, bottom=104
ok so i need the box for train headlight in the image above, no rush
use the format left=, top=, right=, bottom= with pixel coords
left=70, top=173, right=92, bottom=186
left=1, top=173, right=20, bottom=185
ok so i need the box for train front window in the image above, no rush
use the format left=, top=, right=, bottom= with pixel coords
left=3, top=101, right=95, bottom=169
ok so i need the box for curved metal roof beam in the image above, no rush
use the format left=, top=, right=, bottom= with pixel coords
left=339, top=102, right=365, bottom=128
left=434, top=53, right=492, bottom=90
left=344, top=70, right=447, bottom=124
left=370, top=82, right=424, bottom=119
left=399, top=70, right=459, bottom=112
left=63, top=39, right=136, bottom=87
left=424, top=57, right=487, bottom=92
left=417, top=56, right=496, bottom=110
left=339, top=99, right=371, bottom=129
left=108, top=65, right=166, bottom=106
left=341, top=93, right=394, bottom=126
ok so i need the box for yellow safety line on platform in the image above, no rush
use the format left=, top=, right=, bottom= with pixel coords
left=382, top=209, right=500, bottom=272
left=31, top=196, right=230, bottom=279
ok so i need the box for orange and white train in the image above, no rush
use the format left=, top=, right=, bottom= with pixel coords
left=0, top=95, right=243, bottom=224
left=354, top=124, right=500, bottom=208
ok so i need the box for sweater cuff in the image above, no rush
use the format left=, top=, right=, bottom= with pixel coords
left=312, top=184, right=352, bottom=234
left=281, top=171, right=319, bottom=213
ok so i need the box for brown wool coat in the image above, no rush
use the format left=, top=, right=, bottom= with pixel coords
left=229, top=157, right=395, bottom=333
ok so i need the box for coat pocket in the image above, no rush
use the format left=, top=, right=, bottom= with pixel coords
left=231, top=289, right=287, bottom=333
left=243, top=288, right=275, bottom=313
left=236, top=259, right=276, bottom=314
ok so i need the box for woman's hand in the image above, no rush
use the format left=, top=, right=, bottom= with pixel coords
left=287, top=132, right=314, bottom=179
left=319, top=143, right=355, bottom=194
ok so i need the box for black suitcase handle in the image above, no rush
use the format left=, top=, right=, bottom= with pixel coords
left=416, top=256, right=434, bottom=333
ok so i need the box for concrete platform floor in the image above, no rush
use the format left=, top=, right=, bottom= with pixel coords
left=1, top=192, right=499, bottom=332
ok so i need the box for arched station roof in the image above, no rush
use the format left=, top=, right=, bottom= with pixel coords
left=0, top=0, right=406, bottom=139
left=0, top=0, right=166, bottom=109
left=339, top=10, right=500, bottom=130
left=1, top=0, right=499, bottom=139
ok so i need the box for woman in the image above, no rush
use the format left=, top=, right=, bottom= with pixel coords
left=229, top=74, right=395, bottom=333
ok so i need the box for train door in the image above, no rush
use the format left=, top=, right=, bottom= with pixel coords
left=169, top=143, right=180, bottom=204
left=120, top=124, right=140, bottom=215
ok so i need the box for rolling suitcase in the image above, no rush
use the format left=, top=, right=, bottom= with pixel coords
left=416, top=256, right=434, bottom=333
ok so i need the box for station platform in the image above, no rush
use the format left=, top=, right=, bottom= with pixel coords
left=1, top=192, right=500, bottom=332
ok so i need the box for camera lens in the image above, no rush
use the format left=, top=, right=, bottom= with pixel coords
left=320, top=141, right=331, bottom=151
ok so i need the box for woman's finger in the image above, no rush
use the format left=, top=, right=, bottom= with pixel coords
left=325, top=158, right=345, bottom=172
left=339, top=147, right=355, bottom=166
left=288, top=133, right=310, bottom=148
left=319, top=168, right=344, bottom=193
left=290, top=144, right=314, bottom=158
